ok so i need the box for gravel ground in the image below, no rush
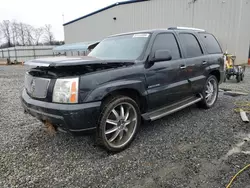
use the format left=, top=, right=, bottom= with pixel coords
left=1, top=65, right=250, bottom=188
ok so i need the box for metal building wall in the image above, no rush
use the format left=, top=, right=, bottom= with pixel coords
left=193, top=0, right=250, bottom=64
left=64, top=0, right=193, bottom=43
left=235, top=0, right=250, bottom=64
left=64, top=0, right=250, bottom=63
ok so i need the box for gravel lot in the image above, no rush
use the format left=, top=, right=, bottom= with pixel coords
left=1, top=65, right=250, bottom=188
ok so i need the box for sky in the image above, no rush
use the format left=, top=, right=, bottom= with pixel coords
left=0, top=0, right=119, bottom=41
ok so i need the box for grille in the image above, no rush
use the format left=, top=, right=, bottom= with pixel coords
left=24, top=73, right=51, bottom=99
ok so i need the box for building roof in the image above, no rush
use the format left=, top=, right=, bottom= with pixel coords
left=63, top=0, right=150, bottom=26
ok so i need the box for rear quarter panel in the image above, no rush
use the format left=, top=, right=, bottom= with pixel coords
left=208, top=54, right=224, bottom=71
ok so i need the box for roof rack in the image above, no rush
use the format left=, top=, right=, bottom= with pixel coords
left=168, top=27, right=205, bottom=32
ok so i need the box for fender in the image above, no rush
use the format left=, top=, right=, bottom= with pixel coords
left=84, top=79, right=147, bottom=102
left=208, top=64, right=224, bottom=84
left=204, top=64, right=220, bottom=77
left=209, top=64, right=220, bottom=71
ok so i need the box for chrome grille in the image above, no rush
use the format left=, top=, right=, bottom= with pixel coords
left=24, top=73, right=50, bottom=99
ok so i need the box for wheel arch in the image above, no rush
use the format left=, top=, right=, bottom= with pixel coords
left=209, top=69, right=220, bottom=83
left=84, top=80, right=148, bottom=113
left=101, top=88, right=148, bottom=113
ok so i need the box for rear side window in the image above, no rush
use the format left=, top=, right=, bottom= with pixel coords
left=152, top=33, right=181, bottom=60
left=179, top=33, right=203, bottom=58
left=199, top=33, right=222, bottom=54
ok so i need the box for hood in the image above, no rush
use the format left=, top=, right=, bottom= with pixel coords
left=24, top=56, right=134, bottom=67
left=25, top=56, right=136, bottom=78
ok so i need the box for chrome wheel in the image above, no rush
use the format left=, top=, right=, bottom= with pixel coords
left=104, top=102, right=138, bottom=148
left=205, top=78, right=218, bottom=106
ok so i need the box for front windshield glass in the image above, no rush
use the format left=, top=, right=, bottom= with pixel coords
left=88, top=33, right=150, bottom=60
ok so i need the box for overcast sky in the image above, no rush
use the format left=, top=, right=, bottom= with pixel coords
left=0, top=0, right=119, bottom=41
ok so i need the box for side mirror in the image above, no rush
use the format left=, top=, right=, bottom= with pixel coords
left=151, top=50, right=172, bottom=63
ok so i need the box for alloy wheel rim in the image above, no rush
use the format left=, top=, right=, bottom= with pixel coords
left=104, top=102, right=137, bottom=148
left=205, top=78, right=217, bottom=106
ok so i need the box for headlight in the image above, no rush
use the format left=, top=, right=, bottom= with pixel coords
left=52, top=77, right=79, bottom=103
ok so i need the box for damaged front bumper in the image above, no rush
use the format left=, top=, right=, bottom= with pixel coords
left=21, top=89, right=101, bottom=133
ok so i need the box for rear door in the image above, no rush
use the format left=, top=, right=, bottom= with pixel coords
left=145, top=32, right=190, bottom=110
left=198, top=32, right=224, bottom=81
left=178, top=32, right=208, bottom=93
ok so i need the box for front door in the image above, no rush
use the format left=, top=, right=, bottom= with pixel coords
left=145, top=32, right=190, bottom=110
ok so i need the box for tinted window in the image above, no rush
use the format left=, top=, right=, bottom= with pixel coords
left=179, top=33, right=203, bottom=58
left=88, top=33, right=150, bottom=60
left=152, top=33, right=181, bottom=60
left=199, top=33, right=222, bottom=54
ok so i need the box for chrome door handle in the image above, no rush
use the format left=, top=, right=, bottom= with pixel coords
left=202, top=61, right=207, bottom=65
left=180, top=65, right=186, bottom=69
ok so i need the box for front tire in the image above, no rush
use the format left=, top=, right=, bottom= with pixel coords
left=197, top=75, right=219, bottom=109
left=96, top=96, right=141, bottom=152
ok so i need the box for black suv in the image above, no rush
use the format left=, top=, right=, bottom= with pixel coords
left=22, top=27, right=224, bottom=151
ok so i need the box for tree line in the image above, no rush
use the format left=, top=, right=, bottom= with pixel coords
left=0, top=20, right=64, bottom=48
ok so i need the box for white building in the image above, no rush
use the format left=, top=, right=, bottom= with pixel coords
left=63, top=0, right=250, bottom=64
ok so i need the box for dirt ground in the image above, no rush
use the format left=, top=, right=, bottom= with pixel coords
left=0, top=66, right=250, bottom=188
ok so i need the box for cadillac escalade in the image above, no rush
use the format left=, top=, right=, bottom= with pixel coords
left=21, top=27, right=224, bottom=151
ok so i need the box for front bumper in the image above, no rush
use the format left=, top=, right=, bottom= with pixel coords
left=21, top=89, right=101, bottom=132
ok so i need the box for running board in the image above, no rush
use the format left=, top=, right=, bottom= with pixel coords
left=142, top=95, right=203, bottom=121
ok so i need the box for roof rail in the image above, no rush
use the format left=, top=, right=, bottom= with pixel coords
left=168, top=27, right=205, bottom=32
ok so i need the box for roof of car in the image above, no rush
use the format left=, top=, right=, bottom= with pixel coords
left=108, top=27, right=207, bottom=38
left=108, top=29, right=166, bottom=37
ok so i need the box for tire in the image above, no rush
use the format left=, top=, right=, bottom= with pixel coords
left=236, top=75, right=241, bottom=83
left=96, top=95, right=141, bottom=152
left=197, top=75, right=219, bottom=109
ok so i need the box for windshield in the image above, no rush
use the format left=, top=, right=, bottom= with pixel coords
left=88, top=33, right=150, bottom=60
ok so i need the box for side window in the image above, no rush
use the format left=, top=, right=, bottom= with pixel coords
left=152, top=33, right=181, bottom=60
left=199, top=33, right=222, bottom=54
left=179, top=33, right=203, bottom=58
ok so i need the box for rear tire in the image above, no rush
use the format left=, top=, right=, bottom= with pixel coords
left=96, top=95, right=141, bottom=152
left=197, top=75, right=218, bottom=109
